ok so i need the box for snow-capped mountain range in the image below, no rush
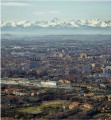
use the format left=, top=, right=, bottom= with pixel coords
left=1, top=18, right=111, bottom=29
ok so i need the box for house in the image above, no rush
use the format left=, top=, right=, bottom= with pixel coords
left=59, top=79, right=71, bottom=84
left=30, top=90, right=37, bottom=96
left=84, top=93, right=94, bottom=97
left=82, top=103, right=93, bottom=109
left=69, top=102, right=80, bottom=109
left=4, top=88, right=27, bottom=96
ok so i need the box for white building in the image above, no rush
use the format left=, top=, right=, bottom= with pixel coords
left=41, top=81, right=59, bottom=87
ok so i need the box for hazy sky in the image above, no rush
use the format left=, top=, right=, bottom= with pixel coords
left=1, top=0, right=111, bottom=22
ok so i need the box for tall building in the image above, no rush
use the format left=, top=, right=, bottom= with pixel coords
left=82, top=64, right=90, bottom=74
left=103, top=66, right=111, bottom=77
left=30, top=57, right=41, bottom=69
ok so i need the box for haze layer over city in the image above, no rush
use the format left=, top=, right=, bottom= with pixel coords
left=1, top=0, right=111, bottom=119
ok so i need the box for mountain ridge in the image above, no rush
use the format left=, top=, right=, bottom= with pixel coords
left=1, top=18, right=111, bottom=29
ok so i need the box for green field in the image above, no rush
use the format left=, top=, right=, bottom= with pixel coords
left=18, top=106, right=42, bottom=113
left=18, top=101, right=65, bottom=114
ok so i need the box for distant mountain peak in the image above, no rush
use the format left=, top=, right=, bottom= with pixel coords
left=1, top=19, right=111, bottom=29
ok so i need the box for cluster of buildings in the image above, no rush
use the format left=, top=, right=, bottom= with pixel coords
left=1, top=35, right=111, bottom=119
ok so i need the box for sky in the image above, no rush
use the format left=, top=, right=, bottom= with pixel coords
left=1, top=0, right=111, bottom=22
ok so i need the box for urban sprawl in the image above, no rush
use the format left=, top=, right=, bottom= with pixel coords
left=1, top=35, right=111, bottom=119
